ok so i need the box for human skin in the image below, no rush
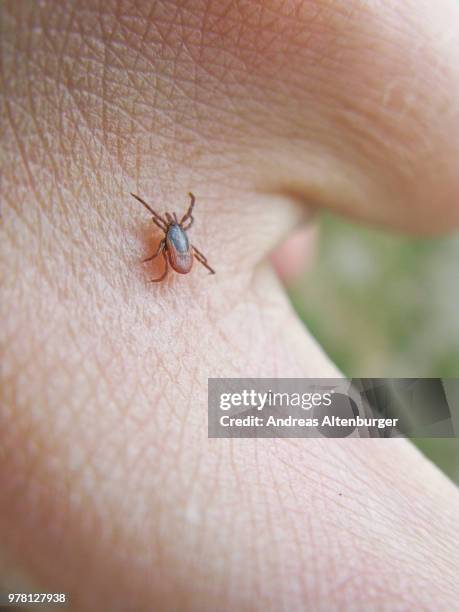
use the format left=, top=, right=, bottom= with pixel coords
left=2, top=1, right=459, bottom=610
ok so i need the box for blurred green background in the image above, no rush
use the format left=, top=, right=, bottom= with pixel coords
left=291, top=214, right=459, bottom=483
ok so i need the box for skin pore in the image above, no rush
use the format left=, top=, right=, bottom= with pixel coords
left=2, top=1, right=459, bottom=610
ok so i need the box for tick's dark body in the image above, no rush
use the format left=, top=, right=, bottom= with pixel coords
left=131, top=192, right=215, bottom=281
left=166, top=223, right=193, bottom=274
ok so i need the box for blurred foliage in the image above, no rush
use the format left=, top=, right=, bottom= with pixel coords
left=291, top=213, right=459, bottom=483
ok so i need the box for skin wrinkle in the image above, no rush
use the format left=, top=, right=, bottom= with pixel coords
left=266, top=450, right=311, bottom=608
left=2, top=0, right=380, bottom=226
left=347, top=447, right=456, bottom=583
left=275, top=455, right=416, bottom=607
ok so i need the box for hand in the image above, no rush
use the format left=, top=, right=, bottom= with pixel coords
left=2, top=1, right=459, bottom=610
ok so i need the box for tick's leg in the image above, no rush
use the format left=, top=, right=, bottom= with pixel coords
left=143, top=239, right=165, bottom=263
left=181, top=217, right=194, bottom=231
left=194, top=253, right=216, bottom=274
left=180, top=192, right=195, bottom=228
left=131, top=193, right=168, bottom=231
left=192, top=246, right=215, bottom=274
left=192, top=245, right=208, bottom=262
left=151, top=218, right=167, bottom=232
left=149, top=250, right=169, bottom=282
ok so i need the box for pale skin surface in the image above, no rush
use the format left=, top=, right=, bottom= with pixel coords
left=2, top=1, right=459, bottom=610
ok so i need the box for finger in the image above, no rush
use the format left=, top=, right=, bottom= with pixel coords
left=195, top=0, right=459, bottom=234
left=3, top=0, right=459, bottom=242
left=271, top=223, right=318, bottom=285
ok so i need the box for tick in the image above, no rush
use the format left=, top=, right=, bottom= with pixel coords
left=131, top=192, right=216, bottom=282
